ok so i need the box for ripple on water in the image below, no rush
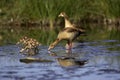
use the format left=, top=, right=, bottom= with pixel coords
left=0, top=40, right=120, bottom=80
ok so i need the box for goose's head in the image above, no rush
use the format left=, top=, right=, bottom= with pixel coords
left=58, top=12, right=67, bottom=17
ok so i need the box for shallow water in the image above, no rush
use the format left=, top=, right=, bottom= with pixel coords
left=0, top=40, right=120, bottom=80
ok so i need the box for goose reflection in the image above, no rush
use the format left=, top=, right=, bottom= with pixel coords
left=49, top=51, right=88, bottom=67
left=57, top=57, right=87, bottom=67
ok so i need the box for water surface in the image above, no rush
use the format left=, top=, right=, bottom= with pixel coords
left=0, top=24, right=120, bottom=80
left=0, top=39, right=120, bottom=80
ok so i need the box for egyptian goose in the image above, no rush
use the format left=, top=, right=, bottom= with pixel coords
left=48, top=27, right=84, bottom=50
left=48, top=12, right=85, bottom=50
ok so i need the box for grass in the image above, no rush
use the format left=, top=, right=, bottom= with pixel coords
left=0, top=24, right=120, bottom=46
left=0, top=0, right=120, bottom=28
left=0, top=26, right=59, bottom=45
left=0, top=0, right=120, bottom=46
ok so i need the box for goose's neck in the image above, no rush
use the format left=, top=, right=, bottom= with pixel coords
left=64, top=17, right=73, bottom=28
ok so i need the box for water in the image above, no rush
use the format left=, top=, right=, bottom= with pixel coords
left=0, top=39, right=120, bottom=80
left=0, top=24, right=120, bottom=80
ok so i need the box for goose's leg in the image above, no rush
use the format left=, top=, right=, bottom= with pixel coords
left=69, top=42, right=72, bottom=49
left=67, top=41, right=72, bottom=50
left=66, top=49, right=72, bottom=54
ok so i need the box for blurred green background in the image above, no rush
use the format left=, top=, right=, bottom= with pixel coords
left=0, top=0, right=120, bottom=46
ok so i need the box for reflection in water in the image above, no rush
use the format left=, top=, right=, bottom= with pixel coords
left=0, top=40, right=120, bottom=80
left=56, top=57, right=87, bottom=67
left=19, top=57, right=53, bottom=64
left=49, top=51, right=88, bottom=67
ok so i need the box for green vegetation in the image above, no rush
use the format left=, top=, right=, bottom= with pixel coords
left=0, top=26, right=59, bottom=45
left=0, top=0, right=120, bottom=28
left=0, top=0, right=120, bottom=46
left=0, top=24, right=120, bottom=46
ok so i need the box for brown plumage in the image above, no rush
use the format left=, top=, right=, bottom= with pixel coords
left=48, top=12, right=85, bottom=50
left=48, top=27, right=84, bottom=50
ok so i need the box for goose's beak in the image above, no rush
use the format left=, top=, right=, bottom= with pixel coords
left=79, top=29, right=86, bottom=33
left=58, top=14, right=61, bottom=17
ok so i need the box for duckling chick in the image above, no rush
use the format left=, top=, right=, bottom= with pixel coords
left=48, top=27, right=84, bottom=50
left=19, top=43, right=39, bottom=56
left=16, top=36, right=28, bottom=46
left=17, top=36, right=41, bottom=56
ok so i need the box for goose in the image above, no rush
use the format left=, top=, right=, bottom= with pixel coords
left=48, top=12, right=85, bottom=50
left=48, top=27, right=84, bottom=50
